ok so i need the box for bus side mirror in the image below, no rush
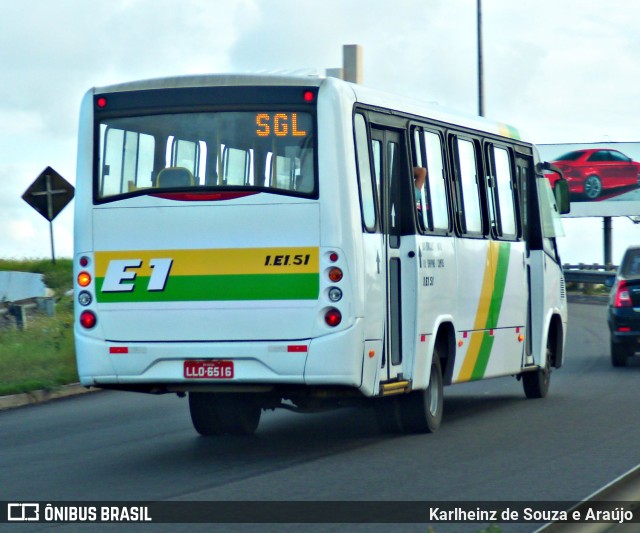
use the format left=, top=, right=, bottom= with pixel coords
left=540, top=161, right=570, bottom=215
left=553, top=179, right=570, bottom=215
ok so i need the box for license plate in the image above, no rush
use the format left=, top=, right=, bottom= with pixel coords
left=184, top=360, right=234, bottom=379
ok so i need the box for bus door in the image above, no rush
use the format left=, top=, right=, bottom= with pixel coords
left=515, top=153, right=534, bottom=363
left=522, top=152, right=565, bottom=367
left=371, top=127, right=413, bottom=383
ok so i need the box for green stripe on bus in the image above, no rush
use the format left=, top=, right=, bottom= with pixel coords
left=498, top=123, right=522, bottom=140
left=95, top=273, right=320, bottom=303
left=470, top=332, right=495, bottom=381
left=471, top=242, right=511, bottom=380
left=488, top=242, right=511, bottom=328
left=505, top=125, right=521, bottom=140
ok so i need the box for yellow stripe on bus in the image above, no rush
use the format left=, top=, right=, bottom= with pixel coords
left=94, top=247, right=319, bottom=277
left=457, top=242, right=499, bottom=382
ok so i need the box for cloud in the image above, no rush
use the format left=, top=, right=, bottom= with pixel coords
left=0, top=110, right=45, bottom=135
left=0, top=0, right=248, bottom=139
left=479, top=1, right=640, bottom=142
left=1, top=0, right=640, bottom=261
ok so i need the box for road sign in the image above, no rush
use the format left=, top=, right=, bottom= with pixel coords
left=21, top=167, right=75, bottom=263
left=22, top=166, right=74, bottom=222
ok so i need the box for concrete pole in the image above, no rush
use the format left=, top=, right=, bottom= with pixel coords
left=343, top=44, right=363, bottom=84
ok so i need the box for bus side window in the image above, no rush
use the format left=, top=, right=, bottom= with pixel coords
left=354, top=113, right=376, bottom=232
left=223, top=147, right=251, bottom=186
left=269, top=153, right=296, bottom=190
left=371, top=139, right=382, bottom=201
left=454, top=137, right=483, bottom=235
left=425, top=132, right=449, bottom=232
left=516, top=157, right=529, bottom=241
left=412, top=129, right=428, bottom=230
left=490, top=146, right=518, bottom=239
left=296, top=148, right=314, bottom=193
left=168, top=138, right=205, bottom=185
left=414, top=128, right=450, bottom=233
left=265, top=151, right=303, bottom=191
left=101, top=127, right=155, bottom=196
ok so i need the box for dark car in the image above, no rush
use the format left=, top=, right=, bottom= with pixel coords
left=608, top=245, right=640, bottom=366
left=549, top=148, right=640, bottom=200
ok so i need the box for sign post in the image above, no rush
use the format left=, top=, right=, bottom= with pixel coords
left=22, top=167, right=75, bottom=264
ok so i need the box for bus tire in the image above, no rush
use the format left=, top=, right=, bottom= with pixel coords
left=215, top=394, right=261, bottom=435
left=189, top=392, right=225, bottom=436
left=522, top=338, right=552, bottom=399
left=374, top=397, right=404, bottom=434
left=522, top=366, right=549, bottom=399
left=189, top=392, right=261, bottom=436
left=400, top=352, right=444, bottom=433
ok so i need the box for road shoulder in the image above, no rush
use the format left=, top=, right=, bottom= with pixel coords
left=0, top=383, right=96, bottom=411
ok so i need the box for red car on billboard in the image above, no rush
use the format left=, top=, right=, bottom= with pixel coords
left=547, top=148, right=640, bottom=200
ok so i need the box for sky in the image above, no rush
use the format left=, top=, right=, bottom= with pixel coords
left=1, top=0, right=640, bottom=266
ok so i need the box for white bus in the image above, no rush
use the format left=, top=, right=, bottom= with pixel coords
left=74, top=74, right=569, bottom=435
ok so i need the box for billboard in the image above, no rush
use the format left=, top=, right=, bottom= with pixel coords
left=538, top=142, right=640, bottom=218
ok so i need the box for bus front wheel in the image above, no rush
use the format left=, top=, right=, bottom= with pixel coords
left=522, top=338, right=552, bottom=399
left=189, top=392, right=261, bottom=436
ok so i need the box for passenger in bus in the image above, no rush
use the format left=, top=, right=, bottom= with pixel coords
left=414, top=166, right=427, bottom=209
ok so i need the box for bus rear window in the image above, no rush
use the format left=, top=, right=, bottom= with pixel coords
left=96, top=111, right=315, bottom=200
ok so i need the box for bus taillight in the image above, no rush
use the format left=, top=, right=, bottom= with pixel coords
left=328, top=267, right=343, bottom=283
left=80, top=310, right=97, bottom=329
left=77, top=271, right=92, bottom=287
left=325, top=308, right=342, bottom=327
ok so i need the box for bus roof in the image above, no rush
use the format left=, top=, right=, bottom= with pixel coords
left=92, top=73, right=529, bottom=143
left=347, top=80, right=529, bottom=143
left=93, top=73, right=324, bottom=93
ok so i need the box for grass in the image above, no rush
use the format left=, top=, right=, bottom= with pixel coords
left=0, top=259, right=77, bottom=396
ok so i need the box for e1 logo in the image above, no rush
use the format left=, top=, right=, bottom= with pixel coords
left=102, top=258, right=173, bottom=293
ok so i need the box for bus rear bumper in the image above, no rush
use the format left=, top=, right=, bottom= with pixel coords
left=75, top=319, right=372, bottom=393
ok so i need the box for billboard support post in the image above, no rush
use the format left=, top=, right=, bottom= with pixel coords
left=603, top=217, right=612, bottom=268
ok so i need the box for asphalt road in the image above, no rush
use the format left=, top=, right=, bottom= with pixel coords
left=2, top=302, right=639, bottom=533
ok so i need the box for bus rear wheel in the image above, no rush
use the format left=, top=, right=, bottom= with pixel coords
left=189, top=392, right=261, bottom=436
left=374, top=351, right=444, bottom=434
left=400, top=353, right=444, bottom=433
left=374, top=396, right=403, bottom=433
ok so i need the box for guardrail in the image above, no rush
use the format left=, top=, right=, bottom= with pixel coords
left=0, top=298, right=55, bottom=330
left=563, top=264, right=617, bottom=285
left=536, top=463, right=640, bottom=532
